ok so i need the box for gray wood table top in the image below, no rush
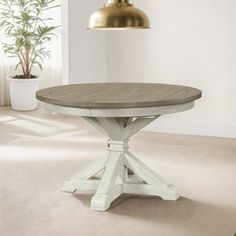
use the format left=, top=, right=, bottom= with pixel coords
left=36, top=83, right=202, bottom=109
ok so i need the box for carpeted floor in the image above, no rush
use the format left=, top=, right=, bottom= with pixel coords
left=0, top=106, right=236, bottom=236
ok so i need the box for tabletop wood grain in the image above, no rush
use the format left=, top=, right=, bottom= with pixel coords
left=36, top=83, right=202, bottom=109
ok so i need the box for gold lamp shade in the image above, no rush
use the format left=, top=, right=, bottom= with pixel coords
left=88, top=0, right=150, bottom=30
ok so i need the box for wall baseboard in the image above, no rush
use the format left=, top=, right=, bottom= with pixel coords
left=144, top=118, right=236, bottom=139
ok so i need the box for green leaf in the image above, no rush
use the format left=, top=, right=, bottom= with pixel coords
left=14, top=61, right=22, bottom=71
left=34, top=61, right=43, bottom=70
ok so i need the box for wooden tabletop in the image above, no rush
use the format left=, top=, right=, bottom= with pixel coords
left=36, top=83, right=202, bottom=109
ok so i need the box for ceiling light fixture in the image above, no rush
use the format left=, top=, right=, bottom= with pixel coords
left=88, top=0, right=150, bottom=30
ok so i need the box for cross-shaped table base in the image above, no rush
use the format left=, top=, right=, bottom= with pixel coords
left=61, top=116, right=179, bottom=211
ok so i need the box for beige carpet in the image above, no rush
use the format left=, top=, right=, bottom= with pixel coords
left=0, top=106, right=236, bottom=236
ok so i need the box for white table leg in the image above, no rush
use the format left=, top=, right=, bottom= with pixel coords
left=124, top=151, right=179, bottom=200
left=61, top=156, right=107, bottom=193
left=91, top=152, right=124, bottom=211
left=61, top=116, right=179, bottom=211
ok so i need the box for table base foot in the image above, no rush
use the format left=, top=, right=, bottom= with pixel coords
left=159, top=185, right=179, bottom=201
left=122, top=182, right=179, bottom=200
left=61, top=180, right=78, bottom=193
left=61, top=178, right=99, bottom=193
left=91, top=185, right=123, bottom=211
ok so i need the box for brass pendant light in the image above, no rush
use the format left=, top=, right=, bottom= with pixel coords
left=88, top=0, right=150, bottom=30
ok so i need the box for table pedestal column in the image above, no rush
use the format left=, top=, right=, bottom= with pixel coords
left=61, top=116, right=179, bottom=211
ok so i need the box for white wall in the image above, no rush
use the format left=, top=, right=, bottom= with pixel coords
left=67, top=0, right=107, bottom=84
left=65, top=0, right=236, bottom=138
left=107, top=0, right=236, bottom=138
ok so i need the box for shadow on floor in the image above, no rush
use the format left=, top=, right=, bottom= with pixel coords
left=73, top=193, right=236, bottom=236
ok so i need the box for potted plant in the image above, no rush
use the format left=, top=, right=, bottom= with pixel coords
left=0, top=0, right=59, bottom=111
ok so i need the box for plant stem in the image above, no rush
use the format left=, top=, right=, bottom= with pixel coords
left=25, top=49, right=30, bottom=78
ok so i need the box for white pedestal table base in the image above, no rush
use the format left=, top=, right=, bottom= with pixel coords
left=61, top=116, right=179, bottom=211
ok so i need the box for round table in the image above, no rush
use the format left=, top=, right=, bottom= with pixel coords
left=37, top=83, right=202, bottom=211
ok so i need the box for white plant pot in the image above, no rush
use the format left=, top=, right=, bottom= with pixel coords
left=7, top=76, right=41, bottom=111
